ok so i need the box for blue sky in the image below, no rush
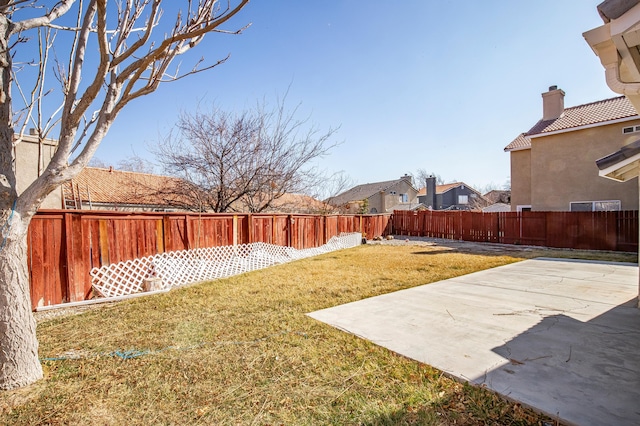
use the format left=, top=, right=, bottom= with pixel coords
left=93, top=0, right=614, bottom=191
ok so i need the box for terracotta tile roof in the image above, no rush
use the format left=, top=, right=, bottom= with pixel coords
left=64, top=167, right=184, bottom=208
left=266, top=193, right=328, bottom=213
left=504, top=133, right=531, bottom=151
left=504, top=96, right=638, bottom=151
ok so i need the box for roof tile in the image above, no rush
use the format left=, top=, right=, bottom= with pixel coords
left=505, top=96, right=638, bottom=151
left=64, top=167, right=183, bottom=207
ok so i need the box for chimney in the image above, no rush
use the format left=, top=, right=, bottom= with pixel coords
left=425, top=175, right=436, bottom=210
left=400, top=174, right=413, bottom=185
left=542, top=85, right=565, bottom=121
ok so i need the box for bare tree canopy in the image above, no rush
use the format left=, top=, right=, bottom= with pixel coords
left=0, top=0, right=249, bottom=390
left=155, top=99, right=339, bottom=213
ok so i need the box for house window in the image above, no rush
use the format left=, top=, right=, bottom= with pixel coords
left=458, top=195, right=468, bottom=205
left=399, top=193, right=408, bottom=203
left=517, top=205, right=532, bottom=212
left=570, top=200, right=621, bottom=212
left=622, top=125, right=640, bottom=134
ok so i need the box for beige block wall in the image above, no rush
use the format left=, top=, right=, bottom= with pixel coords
left=14, top=136, right=62, bottom=209
left=510, top=149, right=532, bottom=211
left=530, top=122, right=639, bottom=211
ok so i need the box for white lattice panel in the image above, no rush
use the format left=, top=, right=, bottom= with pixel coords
left=91, top=233, right=362, bottom=298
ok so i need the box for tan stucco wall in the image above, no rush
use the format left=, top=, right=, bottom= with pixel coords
left=529, top=122, right=639, bottom=211
left=368, top=191, right=383, bottom=213
left=14, top=135, right=62, bottom=209
left=364, top=180, right=418, bottom=213
left=510, top=149, right=532, bottom=211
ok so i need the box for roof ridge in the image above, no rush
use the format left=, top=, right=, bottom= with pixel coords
left=86, top=166, right=167, bottom=179
left=561, top=95, right=627, bottom=112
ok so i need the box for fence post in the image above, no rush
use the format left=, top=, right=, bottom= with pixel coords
left=272, top=215, right=277, bottom=244
left=155, top=218, right=164, bottom=253
left=184, top=214, right=192, bottom=250
left=63, top=212, right=74, bottom=304
left=323, top=215, right=327, bottom=244
left=232, top=215, right=238, bottom=246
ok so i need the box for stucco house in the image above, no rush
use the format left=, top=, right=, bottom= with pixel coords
left=328, top=175, right=419, bottom=213
left=417, top=177, right=486, bottom=211
left=504, top=86, right=640, bottom=212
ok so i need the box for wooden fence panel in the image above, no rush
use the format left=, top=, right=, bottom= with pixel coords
left=251, top=215, right=275, bottom=244
left=164, top=215, right=189, bottom=252
left=27, top=213, right=66, bottom=308
left=617, top=210, right=638, bottom=252
left=325, top=216, right=339, bottom=240
left=395, top=210, right=637, bottom=252
left=28, top=210, right=389, bottom=310
left=498, top=212, right=521, bottom=245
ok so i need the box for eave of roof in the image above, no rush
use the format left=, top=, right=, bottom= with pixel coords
left=596, top=138, right=640, bottom=181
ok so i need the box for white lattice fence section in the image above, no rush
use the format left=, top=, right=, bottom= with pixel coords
left=91, top=233, right=362, bottom=298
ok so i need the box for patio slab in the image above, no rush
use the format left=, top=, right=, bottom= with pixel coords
left=308, top=258, right=640, bottom=426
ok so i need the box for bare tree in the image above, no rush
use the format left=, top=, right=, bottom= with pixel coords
left=155, top=100, right=339, bottom=213
left=314, top=171, right=354, bottom=214
left=117, top=155, right=156, bottom=174
left=414, top=168, right=444, bottom=187
left=88, top=156, right=109, bottom=168
left=0, top=0, right=249, bottom=390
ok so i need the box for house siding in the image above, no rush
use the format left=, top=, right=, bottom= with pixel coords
left=530, top=122, right=639, bottom=211
left=510, top=149, right=532, bottom=211
left=374, top=180, right=417, bottom=213
left=438, top=186, right=480, bottom=210
left=368, top=191, right=384, bottom=213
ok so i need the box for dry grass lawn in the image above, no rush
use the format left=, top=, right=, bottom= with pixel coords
left=1, top=242, right=636, bottom=425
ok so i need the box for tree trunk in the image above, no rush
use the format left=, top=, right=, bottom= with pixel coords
left=0, top=213, right=42, bottom=390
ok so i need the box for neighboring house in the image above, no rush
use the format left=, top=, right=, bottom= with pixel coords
left=481, top=189, right=511, bottom=212
left=263, top=193, right=331, bottom=214
left=328, top=175, right=419, bottom=213
left=483, top=190, right=511, bottom=205
left=504, top=86, right=640, bottom=212
left=63, top=167, right=186, bottom=211
left=14, top=132, right=63, bottom=209
left=417, top=177, right=486, bottom=211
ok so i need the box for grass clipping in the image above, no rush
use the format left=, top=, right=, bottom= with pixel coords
left=3, top=243, right=627, bottom=425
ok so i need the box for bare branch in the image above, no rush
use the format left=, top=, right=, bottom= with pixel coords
left=10, top=0, right=77, bottom=34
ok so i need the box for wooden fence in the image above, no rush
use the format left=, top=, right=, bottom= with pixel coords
left=393, top=210, right=638, bottom=252
left=27, top=210, right=391, bottom=310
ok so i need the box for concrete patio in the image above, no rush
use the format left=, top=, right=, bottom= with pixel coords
left=308, top=258, right=640, bottom=426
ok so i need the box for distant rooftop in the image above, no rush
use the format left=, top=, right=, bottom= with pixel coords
left=63, top=167, right=184, bottom=208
